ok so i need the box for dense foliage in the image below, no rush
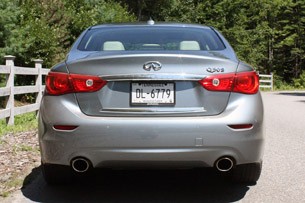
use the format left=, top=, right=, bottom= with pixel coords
left=0, top=0, right=135, bottom=67
left=0, top=0, right=305, bottom=88
left=120, top=0, right=305, bottom=86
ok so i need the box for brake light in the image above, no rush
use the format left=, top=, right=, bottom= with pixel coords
left=199, top=71, right=259, bottom=94
left=233, top=72, right=259, bottom=94
left=46, top=72, right=107, bottom=95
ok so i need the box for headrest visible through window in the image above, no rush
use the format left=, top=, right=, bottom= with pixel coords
left=179, top=41, right=200, bottom=50
left=103, top=41, right=125, bottom=51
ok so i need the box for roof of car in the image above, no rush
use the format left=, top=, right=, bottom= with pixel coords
left=90, top=22, right=211, bottom=30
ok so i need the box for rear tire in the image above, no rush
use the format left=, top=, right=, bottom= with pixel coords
left=230, top=162, right=262, bottom=184
left=41, top=163, right=72, bottom=185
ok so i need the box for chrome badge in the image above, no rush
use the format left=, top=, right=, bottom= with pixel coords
left=207, top=67, right=224, bottom=73
left=143, top=61, right=162, bottom=71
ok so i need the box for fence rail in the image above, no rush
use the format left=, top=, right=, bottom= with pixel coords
left=259, top=73, right=273, bottom=91
left=0, top=55, right=49, bottom=125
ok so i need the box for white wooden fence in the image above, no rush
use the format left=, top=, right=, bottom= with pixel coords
left=259, top=73, right=273, bottom=91
left=0, top=55, right=49, bottom=125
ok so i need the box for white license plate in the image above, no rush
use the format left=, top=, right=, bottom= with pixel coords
left=131, top=82, right=175, bottom=106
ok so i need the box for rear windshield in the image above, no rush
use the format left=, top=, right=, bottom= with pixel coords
left=78, top=26, right=225, bottom=51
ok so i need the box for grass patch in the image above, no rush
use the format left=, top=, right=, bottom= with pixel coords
left=0, top=174, right=24, bottom=197
left=0, top=112, right=38, bottom=136
left=1, top=191, right=9, bottom=198
left=19, top=144, right=34, bottom=152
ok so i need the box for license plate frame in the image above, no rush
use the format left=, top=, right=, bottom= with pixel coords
left=130, top=82, right=175, bottom=106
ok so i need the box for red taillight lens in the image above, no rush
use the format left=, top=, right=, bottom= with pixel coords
left=199, top=71, right=259, bottom=94
left=46, top=72, right=107, bottom=95
left=233, top=72, right=259, bottom=94
left=46, top=72, right=72, bottom=95
left=69, top=74, right=107, bottom=92
left=199, top=73, right=235, bottom=92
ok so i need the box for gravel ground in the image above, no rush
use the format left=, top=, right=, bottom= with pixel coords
left=0, top=131, right=40, bottom=197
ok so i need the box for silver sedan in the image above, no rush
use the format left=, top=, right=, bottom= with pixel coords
left=39, top=21, right=264, bottom=184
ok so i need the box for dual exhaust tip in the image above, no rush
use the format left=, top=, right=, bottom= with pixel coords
left=71, top=156, right=235, bottom=173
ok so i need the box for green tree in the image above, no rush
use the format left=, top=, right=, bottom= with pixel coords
left=274, top=0, right=305, bottom=81
left=0, top=0, right=20, bottom=88
left=117, top=0, right=173, bottom=21
left=6, top=0, right=70, bottom=67
left=4, top=0, right=135, bottom=68
left=146, top=0, right=295, bottom=76
left=0, top=0, right=20, bottom=63
left=65, top=0, right=136, bottom=42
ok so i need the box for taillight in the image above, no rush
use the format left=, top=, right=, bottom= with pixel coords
left=69, top=74, right=107, bottom=92
left=199, top=71, right=259, bottom=94
left=46, top=72, right=72, bottom=95
left=233, top=72, right=259, bottom=94
left=46, top=72, right=107, bottom=95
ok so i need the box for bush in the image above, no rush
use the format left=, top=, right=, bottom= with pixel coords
left=293, top=71, right=305, bottom=89
left=273, top=74, right=296, bottom=91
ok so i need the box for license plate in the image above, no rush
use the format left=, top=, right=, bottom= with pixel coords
left=131, top=82, right=175, bottom=106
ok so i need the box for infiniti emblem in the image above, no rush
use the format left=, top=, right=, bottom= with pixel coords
left=143, top=61, right=162, bottom=71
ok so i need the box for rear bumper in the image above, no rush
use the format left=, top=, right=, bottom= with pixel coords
left=39, top=92, right=264, bottom=168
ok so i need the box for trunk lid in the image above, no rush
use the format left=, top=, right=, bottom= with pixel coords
left=66, top=53, right=238, bottom=116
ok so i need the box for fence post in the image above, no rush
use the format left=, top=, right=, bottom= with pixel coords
left=34, top=59, right=43, bottom=115
left=4, top=55, right=15, bottom=125
left=271, top=72, right=273, bottom=91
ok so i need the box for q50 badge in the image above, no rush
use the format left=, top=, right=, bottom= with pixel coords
left=206, top=67, right=224, bottom=73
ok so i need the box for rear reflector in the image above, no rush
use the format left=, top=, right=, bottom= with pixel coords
left=53, top=125, right=78, bottom=131
left=228, top=124, right=253, bottom=129
left=199, top=71, right=259, bottom=94
left=46, top=72, right=107, bottom=95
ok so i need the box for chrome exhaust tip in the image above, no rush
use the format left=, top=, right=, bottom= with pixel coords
left=71, top=158, right=90, bottom=173
left=215, top=157, right=234, bottom=172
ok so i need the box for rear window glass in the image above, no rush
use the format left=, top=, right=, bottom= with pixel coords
left=78, top=26, right=225, bottom=51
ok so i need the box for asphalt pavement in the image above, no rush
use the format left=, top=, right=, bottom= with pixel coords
left=2, top=91, right=305, bottom=203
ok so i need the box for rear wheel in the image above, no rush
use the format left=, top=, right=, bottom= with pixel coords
left=41, top=163, right=72, bottom=185
left=230, top=162, right=262, bottom=184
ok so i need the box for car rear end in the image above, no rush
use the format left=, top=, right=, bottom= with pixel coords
left=39, top=24, right=264, bottom=184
